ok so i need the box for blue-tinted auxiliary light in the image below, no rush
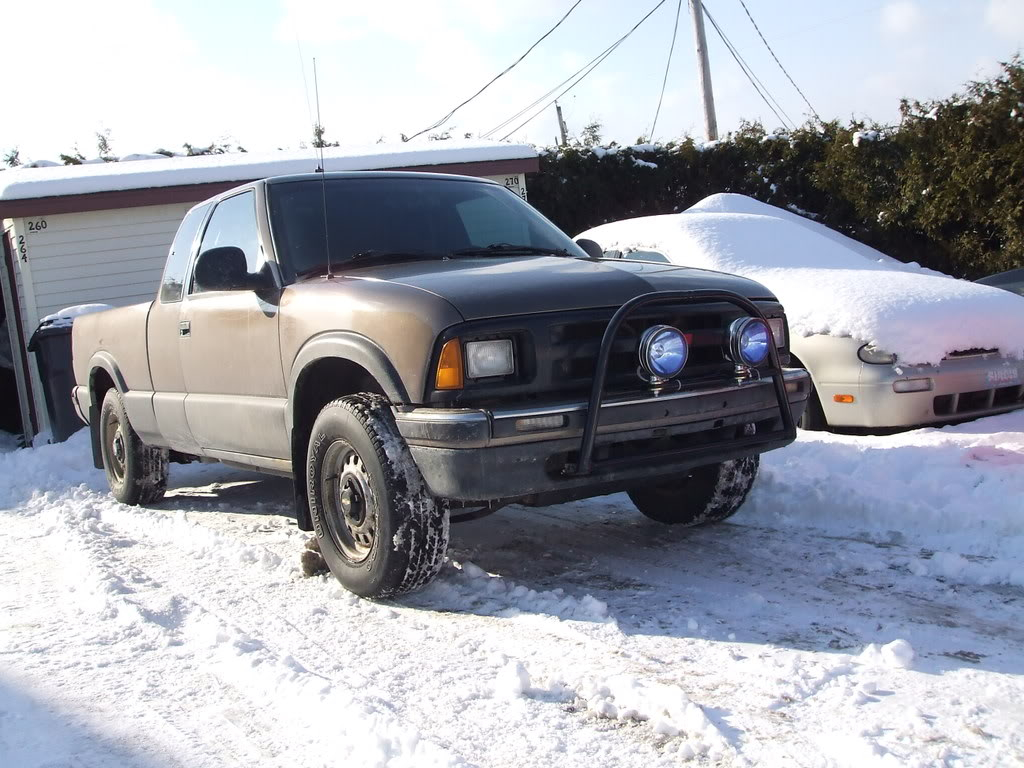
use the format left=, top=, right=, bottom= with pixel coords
left=639, top=324, right=688, bottom=380
left=728, top=317, right=771, bottom=366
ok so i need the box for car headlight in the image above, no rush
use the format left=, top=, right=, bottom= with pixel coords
left=465, top=339, right=515, bottom=378
left=858, top=344, right=897, bottom=364
left=639, top=324, right=688, bottom=380
left=727, top=318, right=771, bottom=366
left=767, top=317, right=786, bottom=348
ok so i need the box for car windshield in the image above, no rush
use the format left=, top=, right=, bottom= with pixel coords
left=267, top=176, right=586, bottom=280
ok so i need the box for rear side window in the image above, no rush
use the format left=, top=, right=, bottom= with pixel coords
left=160, top=204, right=209, bottom=303
left=195, top=191, right=262, bottom=281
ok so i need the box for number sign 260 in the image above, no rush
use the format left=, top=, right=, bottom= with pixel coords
left=27, top=219, right=48, bottom=232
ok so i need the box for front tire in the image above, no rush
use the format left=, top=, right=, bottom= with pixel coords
left=628, top=456, right=759, bottom=526
left=306, top=394, right=448, bottom=598
left=99, top=389, right=168, bottom=505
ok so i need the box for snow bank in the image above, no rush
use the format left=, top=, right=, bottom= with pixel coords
left=580, top=193, right=1024, bottom=364
left=742, top=410, right=1024, bottom=583
left=0, top=139, right=537, bottom=201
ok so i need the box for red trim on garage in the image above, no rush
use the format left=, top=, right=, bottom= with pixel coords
left=2, top=231, right=38, bottom=436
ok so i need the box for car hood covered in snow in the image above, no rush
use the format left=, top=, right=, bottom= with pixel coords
left=580, top=194, right=1024, bottom=365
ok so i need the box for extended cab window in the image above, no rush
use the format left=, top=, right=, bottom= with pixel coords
left=192, top=191, right=262, bottom=293
left=160, top=204, right=209, bottom=303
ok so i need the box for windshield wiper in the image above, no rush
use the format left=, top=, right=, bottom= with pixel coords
left=449, top=243, right=574, bottom=258
left=349, top=249, right=446, bottom=264
left=294, top=250, right=445, bottom=279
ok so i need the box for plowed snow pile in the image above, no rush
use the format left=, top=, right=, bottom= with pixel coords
left=581, top=194, right=1024, bottom=364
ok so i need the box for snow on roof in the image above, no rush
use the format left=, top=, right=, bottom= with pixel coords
left=0, top=140, right=537, bottom=202
left=580, top=193, right=1024, bottom=365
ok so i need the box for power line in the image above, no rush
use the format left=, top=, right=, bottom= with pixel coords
left=404, top=0, right=585, bottom=142
left=701, top=3, right=795, bottom=131
left=649, top=0, right=683, bottom=140
left=488, top=0, right=668, bottom=142
left=737, top=0, right=820, bottom=121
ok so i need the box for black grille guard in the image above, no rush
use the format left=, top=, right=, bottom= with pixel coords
left=567, top=290, right=797, bottom=477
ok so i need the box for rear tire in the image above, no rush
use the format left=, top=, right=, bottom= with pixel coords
left=628, top=456, right=759, bottom=526
left=306, top=394, right=448, bottom=598
left=99, top=389, right=168, bottom=505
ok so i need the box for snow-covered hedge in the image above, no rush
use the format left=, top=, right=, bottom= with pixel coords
left=529, top=59, right=1024, bottom=280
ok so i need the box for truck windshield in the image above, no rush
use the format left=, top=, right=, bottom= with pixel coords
left=267, top=176, right=586, bottom=280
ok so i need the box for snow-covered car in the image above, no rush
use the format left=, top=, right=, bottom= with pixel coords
left=977, top=267, right=1024, bottom=297
left=577, top=194, right=1024, bottom=430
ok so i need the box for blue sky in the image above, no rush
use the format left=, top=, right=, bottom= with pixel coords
left=4, top=0, right=1022, bottom=161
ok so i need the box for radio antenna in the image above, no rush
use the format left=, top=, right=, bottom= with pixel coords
left=312, top=57, right=333, bottom=279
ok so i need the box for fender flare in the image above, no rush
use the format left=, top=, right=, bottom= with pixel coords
left=286, top=331, right=410, bottom=432
left=87, top=351, right=129, bottom=407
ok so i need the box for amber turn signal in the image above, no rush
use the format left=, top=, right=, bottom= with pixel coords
left=833, top=394, right=855, bottom=404
left=436, top=339, right=464, bottom=390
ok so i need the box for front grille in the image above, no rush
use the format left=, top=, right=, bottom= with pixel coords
left=934, top=385, right=1024, bottom=417
left=430, top=301, right=786, bottom=407
left=547, top=304, right=744, bottom=394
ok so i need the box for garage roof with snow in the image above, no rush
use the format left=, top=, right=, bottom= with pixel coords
left=0, top=140, right=539, bottom=217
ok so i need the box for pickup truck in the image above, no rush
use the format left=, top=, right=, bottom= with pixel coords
left=72, top=172, right=810, bottom=598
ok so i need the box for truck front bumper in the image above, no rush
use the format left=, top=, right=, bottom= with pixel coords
left=394, top=368, right=810, bottom=502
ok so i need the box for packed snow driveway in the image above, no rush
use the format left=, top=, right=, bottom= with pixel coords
left=1, top=414, right=1022, bottom=767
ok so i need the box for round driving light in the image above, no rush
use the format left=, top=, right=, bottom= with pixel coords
left=639, top=324, right=688, bottom=380
left=728, top=318, right=771, bottom=366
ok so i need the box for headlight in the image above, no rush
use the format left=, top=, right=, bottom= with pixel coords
left=767, top=317, right=786, bottom=348
left=858, top=344, right=897, bottom=364
left=465, top=339, right=515, bottom=378
left=728, top=318, right=771, bottom=366
left=639, top=325, right=688, bottom=380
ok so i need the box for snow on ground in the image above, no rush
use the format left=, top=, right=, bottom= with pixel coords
left=1, top=414, right=1023, bottom=767
left=579, top=194, right=1024, bottom=365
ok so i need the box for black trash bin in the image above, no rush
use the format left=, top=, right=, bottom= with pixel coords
left=28, top=319, right=83, bottom=443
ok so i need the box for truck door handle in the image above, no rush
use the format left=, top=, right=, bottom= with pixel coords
left=179, top=321, right=191, bottom=337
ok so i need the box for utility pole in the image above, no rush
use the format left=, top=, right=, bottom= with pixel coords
left=689, top=0, right=718, bottom=142
left=555, top=101, right=569, bottom=146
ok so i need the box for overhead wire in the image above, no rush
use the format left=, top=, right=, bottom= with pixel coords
left=737, top=0, right=820, bottom=121
left=701, top=3, right=795, bottom=130
left=404, top=0, right=585, bottom=142
left=649, top=0, right=683, bottom=140
left=486, top=0, right=668, bottom=142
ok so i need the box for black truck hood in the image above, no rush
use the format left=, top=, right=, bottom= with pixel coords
left=350, top=256, right=776, bottom=321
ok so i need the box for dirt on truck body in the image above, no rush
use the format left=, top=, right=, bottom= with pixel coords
left=71, top=172, right=810, bottom=597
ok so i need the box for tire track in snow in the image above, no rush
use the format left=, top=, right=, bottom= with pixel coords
left=49, top=490, right=737, bottom=767
left=33, top=493, right=468, bottom=768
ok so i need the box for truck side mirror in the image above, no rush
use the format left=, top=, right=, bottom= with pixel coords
left=575, top=238, right=604, bottom=260
left=194, top=247, right=271, bottom=293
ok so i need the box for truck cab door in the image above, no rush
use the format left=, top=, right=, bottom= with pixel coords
left=178, top=190, right=289, bottom=460
left=147, top=202, right=210, bottom=455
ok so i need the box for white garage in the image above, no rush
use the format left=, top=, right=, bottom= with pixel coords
left=0, top=141, right=539, bottom=445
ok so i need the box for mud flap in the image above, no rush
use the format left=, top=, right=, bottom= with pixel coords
left=291, top=427, right=313, bottom=531
left=90, top=404, right=103, bottom=470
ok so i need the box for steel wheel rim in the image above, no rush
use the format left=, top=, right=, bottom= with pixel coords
left=104, top=411, right=126, bottom=483
left=322, top=441, right=377, bottom=563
